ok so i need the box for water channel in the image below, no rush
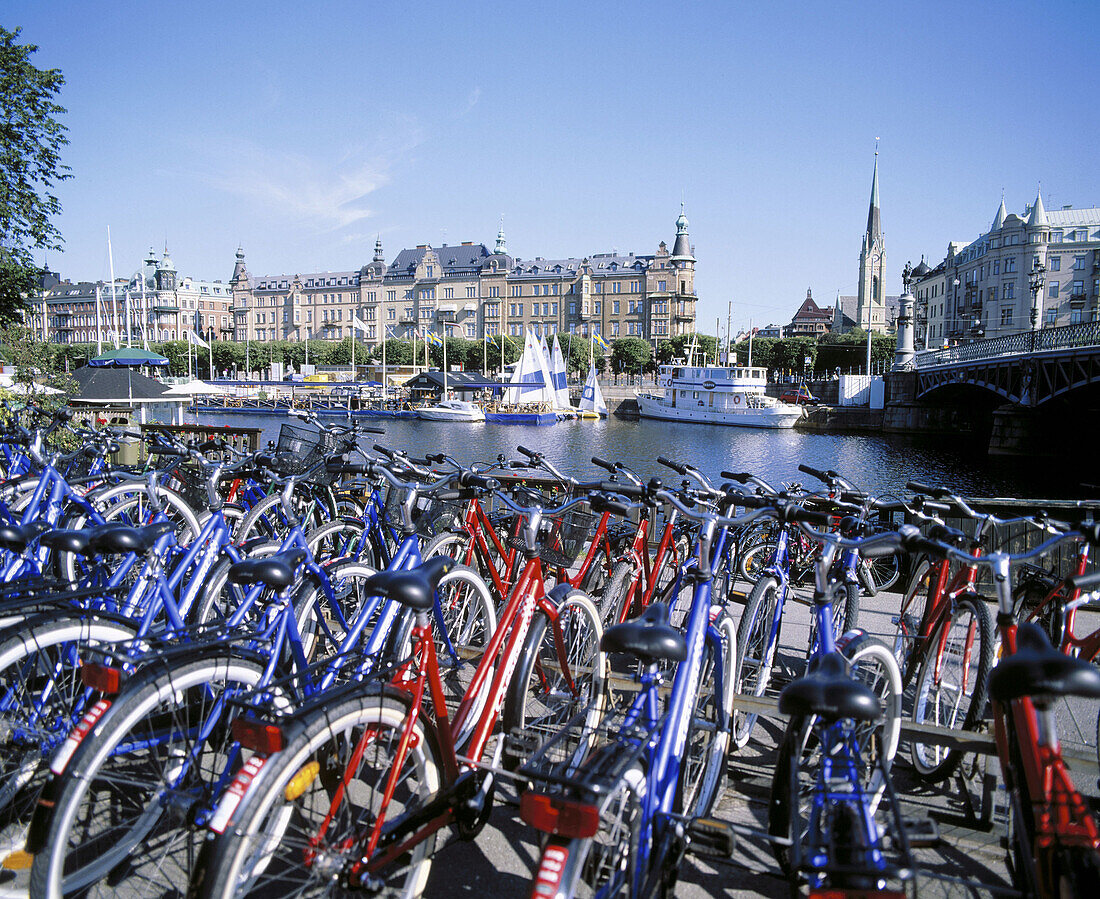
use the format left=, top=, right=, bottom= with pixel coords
left=183, top=411, right=1081, bottom=499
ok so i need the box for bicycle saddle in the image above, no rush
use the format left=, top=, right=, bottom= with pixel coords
left=40, top=523, right=127, bottom=556
left=228, top=547, right=308, bottom=589
left=600, top=602, right=687, bottom=665
left=778, top=652, right=882, bottom=722
left=360, top=556, right=455, bottom=611
left=89, top=520, right=176, bottom=556
left=0, top=520, right=51, bottom=553
left=989, top=622, right=1100, bottom=705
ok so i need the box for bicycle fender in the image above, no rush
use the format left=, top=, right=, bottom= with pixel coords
left=544, top=582, right=574, bottom=608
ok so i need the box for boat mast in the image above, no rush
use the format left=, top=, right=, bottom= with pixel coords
left=107, top=227, right=120, bottom=348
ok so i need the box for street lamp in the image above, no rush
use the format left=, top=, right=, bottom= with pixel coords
left=1028, top=258, right=1046, bottom=331
left=952, top=277, right=961, bottom=342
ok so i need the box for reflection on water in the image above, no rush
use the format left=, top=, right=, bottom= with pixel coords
left=183, top=412, right=1083, bottom=499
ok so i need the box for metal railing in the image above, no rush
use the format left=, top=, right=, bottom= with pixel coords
left=916, top=320, right=1100, bottom=368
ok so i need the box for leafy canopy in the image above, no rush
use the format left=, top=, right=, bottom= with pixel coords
left=0, top=27, right=70, bottom=322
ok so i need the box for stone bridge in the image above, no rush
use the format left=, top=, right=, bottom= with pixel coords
left=913, top=321, right=1100, bottom=407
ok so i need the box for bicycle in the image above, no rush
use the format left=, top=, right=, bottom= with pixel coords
left=892, top=482, right=995, bottom=782
left=190, top=470, right=608, bottom=899
left=902, top=517, right=1100, bottom=897
left=518, top=476, right=745, bottom=898
left=767, top=517, right=909, bottom=897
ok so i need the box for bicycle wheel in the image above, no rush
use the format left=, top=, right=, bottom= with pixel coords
left=598, top=560, right=639, bottom=625
left=909, top=594, right=993, bottom=782
left=836, top=630, right=903, bottom=809
left=304, top=516, right=376, bottom=568
left=732, top=576, right=780, bottom=749
left=738, top=541, right=775, bottom=583
left=502, top=589, right=606, bottom=768
left=193, top=689, right=441, bottom=899
left=892, top=557, right=933, bottom=687
left=30, top=652, right=267, bottom=897
left=864, top=551, right=901, bottom=595
left=1012, top=577, right=1063, bottom=647
left=0, top=616, right=138, bottom=836
left=234, top=490, right=327, bottom=545
left=61, top=482, right=202, bottom=584
left=529, top=771, right=641, bottom=899
left=768, top=712, right=811, bottom=878
left=679, top=610, right=736, bottom=819
left=809, top=583, right=861, bottom=655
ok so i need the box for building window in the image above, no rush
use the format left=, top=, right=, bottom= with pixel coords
left=993, top=260, right=1000, bottom=275
left=387, top=290, right=396, bottom=301
left=466, top=323, right=476, bottom=338
left=1073, top=280, right=1084, bottom=296
left=1000, top=306, right=1013, bottom=326
left=594, top=301, right=601, bottom=314
left=613, top=300, right=620, bottom=314
left=466, top=287, right=476, bottom=298
left=1071, top=309, right=1084, bottom=324
left=1048, top=282, right=1059, bottom=299
left=612, top=282, right=621, bottom=293
left=510, top=285, right=521, bottom=296
left=1074, top=255, right=1086, bottom=270
left=1045, top=308, right=1058, bottom=325
left=425, top=266, right=434, bottom=278
left=488, top=287, right=500, bottom=298
left=1052, top=231, right=1063, bottom=243
left=1003, top=281, right=1015, bottom=299
left=1005, top=258, right=1016, bottom=273
left=443, top=287, right=454, bottom=299
left=657, top=280, right=666, bottom=292
left=569, top=302, right=576, bottom=315
left=1049, top=256, right=1061, bottom=272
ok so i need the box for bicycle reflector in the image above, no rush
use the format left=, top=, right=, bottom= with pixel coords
left=520, top=792, right=599, bottom=839
left=80, top=663, right=123, bottom=695
left=231, top=719, right=285, bottom=754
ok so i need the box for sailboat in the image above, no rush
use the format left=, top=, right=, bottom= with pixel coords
left=578, top=361, right=608, bottom=419
left=549, top=335, right=574, bottom=418
left=488, top=328, right=557, bottom=425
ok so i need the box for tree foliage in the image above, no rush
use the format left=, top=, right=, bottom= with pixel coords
left=610, top=337, right=654, bottom=374
left=0, top=27, right=70, bottom=322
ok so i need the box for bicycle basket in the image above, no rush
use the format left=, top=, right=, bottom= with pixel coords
left=540, top=510, right=598, bottom=570
left=410, top=494, right=465, bottom=539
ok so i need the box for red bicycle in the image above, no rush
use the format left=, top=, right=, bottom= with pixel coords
left=905, top=513, right=1100, bottom=897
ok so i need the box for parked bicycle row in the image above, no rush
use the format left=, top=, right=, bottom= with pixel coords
left=0, top=403, right=1097, bottom=898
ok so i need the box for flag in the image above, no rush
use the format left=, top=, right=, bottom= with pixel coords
left=188, top=329, right=210, bottom=349
left=351, top=315, right=368, bottom=333
left=592, top=333, right=611, bottom=352
left=426, top=331, right=443, bottom=348
left=484, top=333, right=496, bottom=347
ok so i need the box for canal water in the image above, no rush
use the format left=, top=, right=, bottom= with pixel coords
left=183, top=411, right=1080, bottom=499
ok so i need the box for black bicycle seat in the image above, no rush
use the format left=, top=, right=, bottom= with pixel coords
left=89, top=520, right=176, bottom=556
left=0, top=521, right=51, bottom=554
left=600, top=602, right=687, bottom=665
left=360, top=556, right=455, bottom=611
left=40, top=523, right=127, bottom=557
left=228, top=547, right=308, bottom=589
left=779, top=652, right=882, bottom=722
left=989, top=623, right=1100, bottom=705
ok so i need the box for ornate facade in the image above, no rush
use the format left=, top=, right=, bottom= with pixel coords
left=228, top=211, right=698, bottom=350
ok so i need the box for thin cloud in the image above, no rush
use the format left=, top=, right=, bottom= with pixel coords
left=196, top=143, right=389, bottom=233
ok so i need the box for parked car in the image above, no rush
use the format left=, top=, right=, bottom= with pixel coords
left=779, top=386, right=819, bottom=405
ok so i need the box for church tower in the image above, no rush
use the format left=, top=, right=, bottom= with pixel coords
left=856, top=151, right=886, bottom=332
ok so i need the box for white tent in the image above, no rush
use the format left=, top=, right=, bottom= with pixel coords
left=162, top=379, right=229, bottom=396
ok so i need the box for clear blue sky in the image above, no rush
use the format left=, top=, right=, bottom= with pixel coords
left=8, top=0, right=1099, bottom=333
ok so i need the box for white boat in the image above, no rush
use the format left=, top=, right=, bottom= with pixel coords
left=636, top=364, right=803, bottom=429
left=417, top=400, right=486, bottom=422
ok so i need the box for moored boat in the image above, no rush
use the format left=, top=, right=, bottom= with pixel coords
left=636, top=364, right=802, bottom=429
left=417, top=400, right=486, bottom=422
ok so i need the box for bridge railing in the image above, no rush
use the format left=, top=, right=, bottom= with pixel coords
left=916, top=320, right=1100, bottom=368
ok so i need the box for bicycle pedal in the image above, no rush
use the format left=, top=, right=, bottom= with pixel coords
left=2, top=849, right=33, bottom=871
left=503, top=728, right=539, bottom=762
left=686, top=817, right=736, bottom=858
left=899, top=816, right=940, bottom=848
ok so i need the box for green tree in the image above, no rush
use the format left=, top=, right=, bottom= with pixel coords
left=0, top=27, right=70, bottom=322
left=370, top=338, right=415, bottom=367
left=610, top=337, right=654, bottom=375
left=732, top=336, right=776, bottom=369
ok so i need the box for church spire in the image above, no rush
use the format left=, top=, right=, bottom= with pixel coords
left=866, top=148, right=881, bottom=241
left=671, top=202, right=694, bottom=260
left=494, top=215, right=507, bottom=255
left=373, top=235, right=384, bottom=263
left=992, top=193, right=1007, bottom=231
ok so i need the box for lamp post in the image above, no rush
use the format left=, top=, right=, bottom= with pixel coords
left=1028, top=258, right=1046, bottom=352
left=952, top=277, right=961, bottom=343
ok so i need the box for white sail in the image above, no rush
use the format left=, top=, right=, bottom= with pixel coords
left=578, top=361, right=608, bottom=416
left=549, top=335, right=571, bottom=411
left=505, top=328, right=554, bottom=404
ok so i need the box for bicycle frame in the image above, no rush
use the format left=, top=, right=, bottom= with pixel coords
left=1019, top=543, right=1100, bottom=660
left=611, top=505, right=684, bottom=624
left=900, top=549, right=980, bottom=681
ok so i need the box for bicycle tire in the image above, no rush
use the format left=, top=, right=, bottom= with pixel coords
left=835, top=630, right=903, bottom=812
left=909, top=593, right=993, bottom=782
left=768, top=711, right=810, bottom=878
left=0, top=616, right=139, bottom=834
left=30, top=652, right=268, bottom=897
left=234, top=490, right=329, bottom=546
left=598, top=559, right=639, bottom=625
left=501, top=589, right=605, bottom=769
left=865, top=551, right=901, bottom=594
left=732, top=575, right=780, bottom=750
left=192, top=689, right=441, bottom=899
left=738, top=541, right=775, bottom=584
left=892, top=556, right=933, bottom=687
left=679, top=610, right=736, bottom=819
